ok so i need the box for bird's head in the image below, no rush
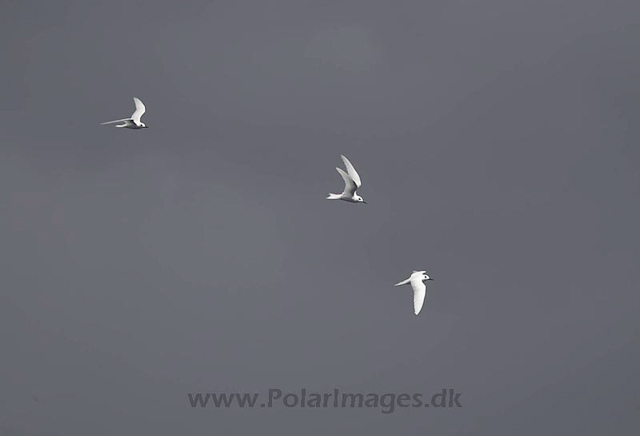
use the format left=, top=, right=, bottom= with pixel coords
left=355, top=195, right=367, bottom=204
left=414, top=271, right=433, bottom=281
left=141, top=123, right=149, bottom=128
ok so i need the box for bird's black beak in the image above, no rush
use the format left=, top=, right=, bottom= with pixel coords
left=362, top=201, right=368, bottom=204
left=428, top=278, right=434, bottom=281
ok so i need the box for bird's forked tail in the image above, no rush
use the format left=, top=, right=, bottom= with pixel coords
left=326, top=193, right=342, bottom=200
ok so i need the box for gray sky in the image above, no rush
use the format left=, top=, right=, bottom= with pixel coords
left=1, top=0, right=639, bottom=435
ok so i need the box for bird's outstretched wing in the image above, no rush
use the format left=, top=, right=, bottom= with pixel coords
left=340, top=155, right=362, bottom=188
left=394, top=276, right=412, bottom=286
left=100, top=118, right=133, bottom=125
left=336, top=167, right=358, bottom=196
left=131, top=97, right=146, bottom=123
left=410, top=278, right=427, bottom=315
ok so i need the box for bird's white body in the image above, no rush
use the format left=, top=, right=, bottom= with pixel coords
left=327, top=155, right=367, bottom=204
left=101, top=97, right=148, bottom=129
left=394, top=271, right=433, bottom=315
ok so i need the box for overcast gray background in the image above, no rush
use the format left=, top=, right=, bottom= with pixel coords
left=1, top=0, right=639, bottom=435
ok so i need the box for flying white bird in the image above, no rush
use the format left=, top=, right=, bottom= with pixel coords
left=101, top=97, right=149, bottom=129
left=327, top=155, right=367, bottom=204
left=394, top=271, right=434, bottom=315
